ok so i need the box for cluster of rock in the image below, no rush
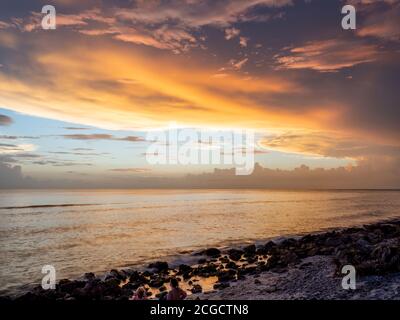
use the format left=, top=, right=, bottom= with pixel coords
left=8, top=219, right=400, bottom=301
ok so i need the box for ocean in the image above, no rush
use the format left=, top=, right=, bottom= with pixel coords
left=1, top=189, right=400, bottom=295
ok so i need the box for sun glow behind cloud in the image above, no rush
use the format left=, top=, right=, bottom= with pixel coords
left=0, top=0, right=399, bottom=187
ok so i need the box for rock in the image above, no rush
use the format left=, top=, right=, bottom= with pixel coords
left=213, top=282, right=230, bottom=290
left=156, top=291, right=168, bottom=300
left=148, top=261, right=169, bottom=272
left=195, top=263, right=218, bottom=277
left=217, top=269, right=236, bottom=282
left=58, top=279, right=86, bottom=294
left=254, top=279, right=261, bottom=285
left=205, top=248, right=221, bottom=257
left=281, top=238, right=298, bottom=248
left=191, top=284, right=202, bottom=294
left=178, top=264, right=193, bottom=274
left=226, top=261, right=238, bottom=269
left=159, top=285, right=167, bottom=292
left=198, top=258, right=207, bottom=264
left=129, top=271, right=148, bottom=285
left=149, top=278, right=165, bottom=288
left=105, top=269, right=126, bottom=282
left=228, top=249, right=243, bottom=261
left=243, top=244, right=256, bottom=256
left=83, top=272, right=96, bottom=281
left=219, top=257, right=230, bottom=263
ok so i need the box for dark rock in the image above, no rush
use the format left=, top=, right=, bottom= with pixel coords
left=178, top=264, right=193, bottom=274
left=156, top=291, right=168, bottom=300
left=217, top=269, right=236, bottom=282
left=219, top=257, right=230, bottom=263
left=198, top=258, right=207, bottom=264
left=243, top=244, right=256, bottom=256
left=149, top=278, right=165, bottom=288
left=191, top=284, right=202, bottom=294
left=148, top=261, right=169, bottom=272
left=226, top=261, right=238, bottom=269
left=205, top=248, right=221, bottom=257
left=213, top=282, right=230, bottom=290
left=129, top=271, right=148, bottom=285
left=195, top=263, right=218, bottom=277
left=83, top=272, right=96, bottom=281
left=58, top=279, right=86, bottom=293
left=159, top=285, right=167, bottom=292
left=254, top=279, right=261, bottom=285
left=228, top=249, right=243, bottom=261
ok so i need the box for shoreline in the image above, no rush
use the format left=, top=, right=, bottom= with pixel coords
left=3, top=218, right=400, bottom=301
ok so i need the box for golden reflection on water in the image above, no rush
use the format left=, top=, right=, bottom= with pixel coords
left=1, top=189, right=400, bottom=294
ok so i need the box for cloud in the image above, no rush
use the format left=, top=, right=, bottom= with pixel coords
left=109, top=168, right=151, bottom=173
left=0, top=135, right=39, bottom=139
left=0, top=114, right=13, bottom=126
left=239, top=36, right=249, bottom=47
left=63, top=127, right=90, bottom=130
left=357, top=1, right=400, bottom=41
left=2, top=1, right=291, bottom=53
left=275, top=39, right=380, bottom=72
left=230, top=57, right=249, bottom=70
left=61, top=134, right=145, bottom=142
left=225, top=27, right=240, bottom=40
left=259, top=131, right=400, bottom=162
left=0, top=161, right=33, bottom=188
left=0, top=143, right=36, bottom=154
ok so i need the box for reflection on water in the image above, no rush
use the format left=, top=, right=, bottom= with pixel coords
left=1, top=189, right=400, bottom=294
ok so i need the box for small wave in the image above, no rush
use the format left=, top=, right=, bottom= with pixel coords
left=0, top=203, right=98, bottom=210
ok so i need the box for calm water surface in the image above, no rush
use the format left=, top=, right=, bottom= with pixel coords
left=1, top=189, right=400, bottom=294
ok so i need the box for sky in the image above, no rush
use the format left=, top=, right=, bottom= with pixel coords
left=0, top=0, right=399, bottom=188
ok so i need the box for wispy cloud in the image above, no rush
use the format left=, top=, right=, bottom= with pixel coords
left=109, top=168, right=151, bottom=173
left=274, top=39, right=380, bottom=72
left=0, top=114, right=13, bottom=126
left=61, top=134, right=145, bottom=142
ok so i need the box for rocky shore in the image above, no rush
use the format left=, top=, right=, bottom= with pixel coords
left=3, top=219, right=400, bottom=301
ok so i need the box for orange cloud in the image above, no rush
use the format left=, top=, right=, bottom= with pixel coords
left=275, top=39, right=380, bottom=72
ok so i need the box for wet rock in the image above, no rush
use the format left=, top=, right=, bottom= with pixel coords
left=58, top=279, right=86, bottom=294
left=148, top=261, right=169, bottom=273
left=228, top=249, right=243, bottom=261
left=217, top=269, right=236, bottom=282
left=191, top=284, right=202, bottom=294
left=213, top=282, right=230, bottom=290
left=129, top=271, right=148, bottom=285
left=156, top=291, right=168, bottom=300
left=205, top=248, right=221, bottom=257
left=195, top=263, right=218, bottom=277
left=106, top=269, right=126, bottom=281
left=83, top=272, right=96, bottom=281
left=243, top=244, right=256, bottom=256
left=226, top=261, right=238, bottom=269
left=281, top=238, right=298, bottom=249
left=178, top=264, right=193, bottom=274
left=219, top=257, right=230, bottom=263
left=149, top=278, right=165, bottom=288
